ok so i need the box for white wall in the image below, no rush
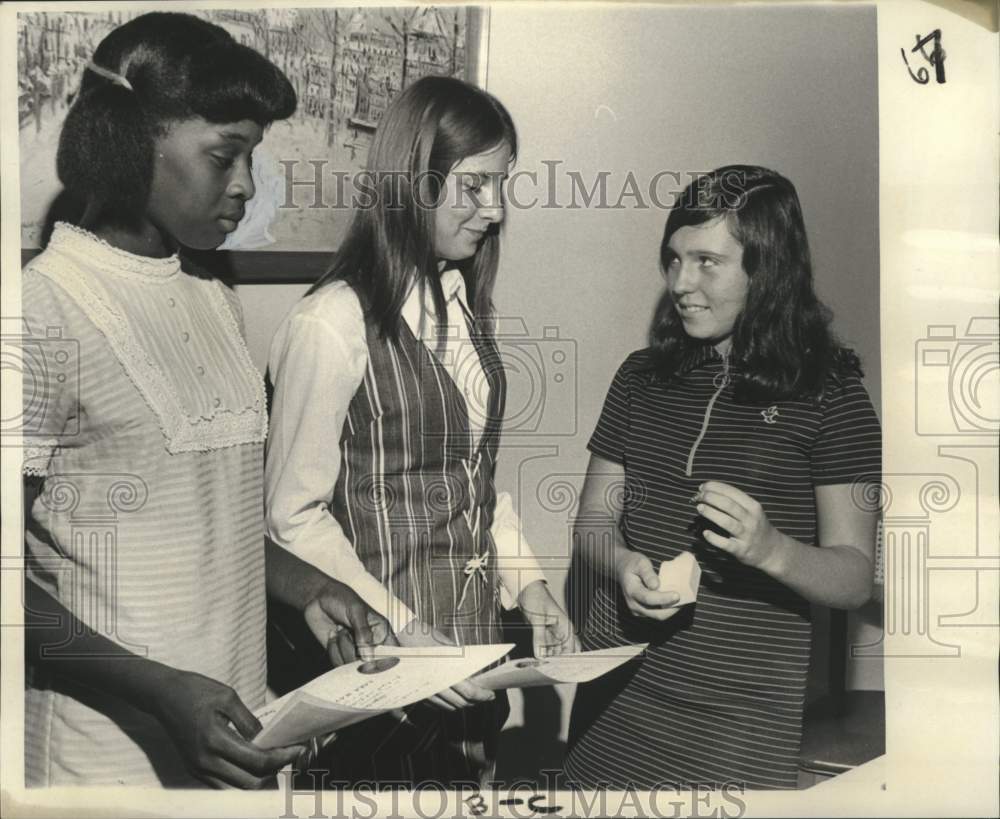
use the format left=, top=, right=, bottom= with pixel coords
left=237, top=283, right=309, bottom=373
left=237, top=3, right=881, bottom=777
left=483, top=3, right=882, bottom=741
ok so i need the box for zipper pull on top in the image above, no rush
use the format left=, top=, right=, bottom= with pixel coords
left=686, top=349, right=731, bottom=478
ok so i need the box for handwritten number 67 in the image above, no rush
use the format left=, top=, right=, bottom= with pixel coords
left=901, top=29, right=946, bottom=85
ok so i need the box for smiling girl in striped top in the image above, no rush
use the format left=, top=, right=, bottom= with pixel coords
left=565, top=165, right=881, bottom=790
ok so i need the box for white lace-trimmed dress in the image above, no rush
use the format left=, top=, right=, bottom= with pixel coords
left=21, top=223, right=269, bottom=787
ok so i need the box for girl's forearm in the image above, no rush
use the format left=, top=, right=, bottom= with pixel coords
left=762, top=534, right=874, bottom=609
left=264, top=535, right=336, bottom=612
left=25, top=580, right=179, bottom=718
left=574, top=514, right=872, bottom=610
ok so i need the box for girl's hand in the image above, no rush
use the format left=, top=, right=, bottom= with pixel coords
left=614, top=550, right=682, bottom=620
left=694, top=481, right=785, bottom=573
left=396, top=619, right=496, bottom=711
left=517, top=580, right=581, bottom=657
left=303, top=580, right=397, bottom=666
left=153, top=669, right=305, bottom=789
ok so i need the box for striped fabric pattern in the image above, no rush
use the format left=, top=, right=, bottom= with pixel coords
left=21, top=229, right=268, bottom=787
left=320, top=302, right=509, bottom=785
left=565, top=346, right=881, bottom=790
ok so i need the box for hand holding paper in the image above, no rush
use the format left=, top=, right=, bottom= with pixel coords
left=304, top=589, right=397, bottom=666
left=657, top=551, right=701, bottom=605
left=472, top=644, right=648, bottom=691
left=395, top=619, right=497, bottom=710
left=615, top=550, right=681, bottom=620
left=517, top=579, right=581, bottom=657
left=253, top=643, right=513, bottom=749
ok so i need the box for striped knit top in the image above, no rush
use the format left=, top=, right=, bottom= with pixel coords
left=566, top=344, right=881, bottom=789
left=21, top=224, right=268, bottom=786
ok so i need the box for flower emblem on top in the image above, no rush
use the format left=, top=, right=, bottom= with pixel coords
left=761, top=405, right=780, bottom=425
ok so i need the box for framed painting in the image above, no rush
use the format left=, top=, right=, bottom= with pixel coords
left=17, top=6, right=489, bottom=283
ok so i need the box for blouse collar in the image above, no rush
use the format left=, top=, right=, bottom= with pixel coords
left=401, top=269, right=468, bottom=338
left=48, top=222, right=182, bottom=281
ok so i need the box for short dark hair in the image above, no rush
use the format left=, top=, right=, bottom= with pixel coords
left=56, top=12, right=296, bottom=221
left=651, top=165, right=861, bottom=401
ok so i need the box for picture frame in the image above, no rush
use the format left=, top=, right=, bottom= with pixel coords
left=18, top=6, right=489, bottom=284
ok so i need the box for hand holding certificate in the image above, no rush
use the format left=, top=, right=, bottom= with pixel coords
left=253, top=643, right=514, bottom=749
left=471, top=644, right=648, bottom=691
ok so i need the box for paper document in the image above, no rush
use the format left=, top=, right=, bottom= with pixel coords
left=471, top=644, right=648, bottom=691
left=254, top=643, right=514, bottom=748
left=658, top=551, right=702, bottom=605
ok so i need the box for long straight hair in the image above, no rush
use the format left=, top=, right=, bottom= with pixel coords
left=309, top=75, right=517, bottom=342
left=650, top=165, right=861, bottom=401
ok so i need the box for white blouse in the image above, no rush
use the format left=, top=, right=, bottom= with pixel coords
left=265, top=271, right=547, bottom=632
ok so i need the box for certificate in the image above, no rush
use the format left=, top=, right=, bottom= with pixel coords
left=471, top=645, right=648, bottom=691
left=253, top=643, right=514, bottom=749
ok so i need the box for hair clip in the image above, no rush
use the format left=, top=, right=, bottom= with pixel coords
left=86, top=61, right=133, bottom=92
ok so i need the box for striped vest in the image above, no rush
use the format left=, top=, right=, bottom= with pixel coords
left=332, top=309, right=506, bottom=645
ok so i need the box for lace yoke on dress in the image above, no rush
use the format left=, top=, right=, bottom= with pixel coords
left=26, top=223, right=267, bottom=454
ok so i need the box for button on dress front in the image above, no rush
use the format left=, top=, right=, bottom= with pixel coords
left=21, top=224, right=269, bottom=787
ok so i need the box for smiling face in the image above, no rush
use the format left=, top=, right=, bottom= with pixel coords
left=664, top=216, right=750, bottom=353
left=145, top=117, right=263, bottom=250
left=432, top=142, right=511, bottom=263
